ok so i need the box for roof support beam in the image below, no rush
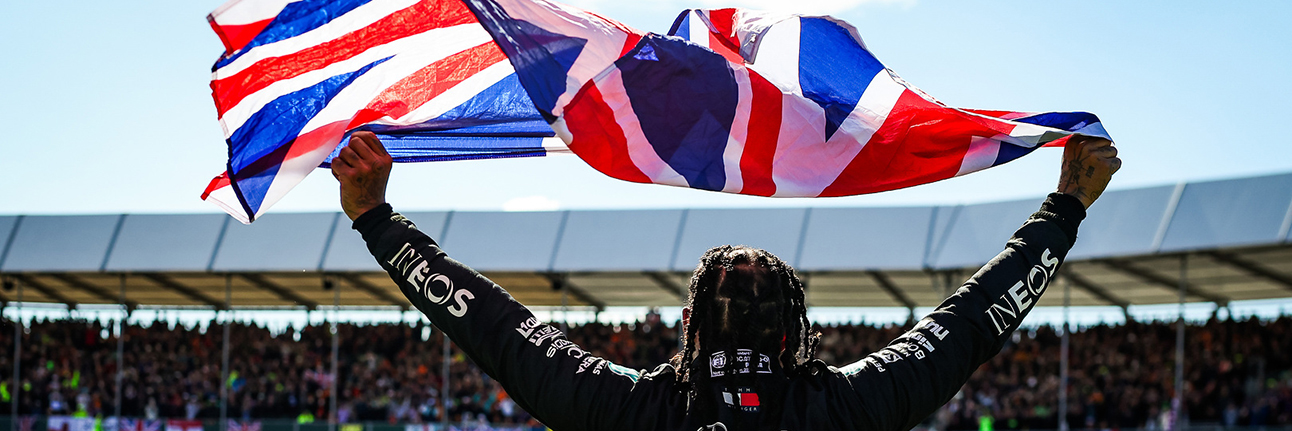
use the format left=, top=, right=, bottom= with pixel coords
left=1101, top=259, right=1229, bottom=305
left=47, top=274, right=140, bottom=310
left=1059, top=269, right=1131, bottom=310
left=870, top=270, right=917, bottom=324
left=868, top=271, right=917, bottom=310
left=927, top=270, right=961, bottom=298
left=542, top=273, right=605, bottom=312
left=335, top=274, right=409, bottom=308
left=644, top=272, right=686, bottom=300
left=9, top=275, right=76, bottom=308
left=1207, top=251, right=1292, bottom=293
left=240, top=274, right=318, bottom=309
left=139, top=274, right=225, bottom=309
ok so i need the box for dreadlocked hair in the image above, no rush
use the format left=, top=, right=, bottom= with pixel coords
left=672, top=245, right=821, bottom=395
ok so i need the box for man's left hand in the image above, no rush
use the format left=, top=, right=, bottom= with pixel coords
left=332, top=131, right=393, bottom=221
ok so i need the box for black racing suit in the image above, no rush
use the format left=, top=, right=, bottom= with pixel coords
left=353, top=193, right=1086, bottom=431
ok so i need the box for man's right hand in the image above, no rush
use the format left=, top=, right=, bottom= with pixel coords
left=1057, top=136, right=1121, bottom=209
left=332, top=131, right=393, bottom=221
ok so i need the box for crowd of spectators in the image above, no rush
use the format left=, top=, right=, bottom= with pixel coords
left=940, top=316, right=1292, bottom=430
left=0, top=312, right=1287, bottom=430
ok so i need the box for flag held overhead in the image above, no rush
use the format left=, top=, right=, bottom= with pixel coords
left=465, top=2, right=1110, bottom=198
left=203, top=0, right=1110, bottom=222
left=203, top=0, right=556, bottom=224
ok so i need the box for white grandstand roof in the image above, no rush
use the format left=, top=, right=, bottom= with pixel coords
left=3, top=172, right=1292, bottom=310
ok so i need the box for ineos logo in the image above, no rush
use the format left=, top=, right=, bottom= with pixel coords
left=424, top=274, right=455, bottom=305
left=1027, top=266, right=1049, bottom=296
left=1027, top=249, right=1061, bottom=296
left=986, top=248, right=1061, bottom=335
left=408, top=265, right=474, bottom=318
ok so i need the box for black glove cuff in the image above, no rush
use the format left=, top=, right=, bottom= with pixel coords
left=1033, top=193, right=1086, bottom=245
left=351, top=203, right=395, bottom=234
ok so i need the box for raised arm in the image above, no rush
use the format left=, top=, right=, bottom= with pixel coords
left=838, top=136, right=1120, bottom=431
left=333, top=132, right=645, bottom=431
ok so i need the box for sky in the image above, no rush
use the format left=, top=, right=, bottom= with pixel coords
left=2, top=0, right=1290, bottom=217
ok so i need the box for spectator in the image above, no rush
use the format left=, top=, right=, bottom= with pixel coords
left=0, top=314, right=1286, bottom=427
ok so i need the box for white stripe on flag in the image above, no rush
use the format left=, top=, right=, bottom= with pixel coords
left=595, top=68, right=688, bottom=187
left=204, top=184, right=252, bottom=224
left=541, top=137, right=571, bottom=154
left=957, top=135, right=1003, bottom=176
left=488, top=0, right=631, bottom=118
left=746, top=16, right=800, bottom=96
left=220, top=24, right=490, bottom=133
left=214, top=0, right=422, bottom=77
left=254, top=38, right=502, bottom=218
left=299, top=31, right=501, bottom=133
left=688, top=11, right=710, bottom=45
left=391, top=61, right=515, bottom=125
left=255, top=123, right=345, bottom=220
left=730, top=9, right=796, bottom=54
left=722, top=66, right=753, bottom=193
left=1001, top=122, right=1051, bottom=148
left=771, top=70, right=905, bottom=197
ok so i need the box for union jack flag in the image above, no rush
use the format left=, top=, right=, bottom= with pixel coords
left=465, top=1, right=1109, bottom=197
left=203, top=0, right=556, bottom=223
left=204, top=0, right=1110, bottom=222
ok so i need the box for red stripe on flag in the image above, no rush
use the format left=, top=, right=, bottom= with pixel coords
left=738, top=70, right=781, bottom=196
left=955, top=111, right=1076, bottom=148
left=620, top=33, right=643, bottom=57
left=572, top=10, right=641, bottom=57
left=704, top=9, right=743, bottom=63
left=212, top=0, right=476, bottom=117
left=706, top=10, right=740, bottom=49
left=348, top=42, right=508, bottom=127
left=708, top=33, right=744, bottom=63
left=287, top=120, right=350, bottom=162
left=212, top=18, right=276, bottom=55
left=821, top=90, right=992, bottom=196
left=201, top=172, right=231, bottom=200
left=584, top=10, right=644, bottom=40
left=1041, top=135, right=1072, bottom=148
left=564, top=83, right=651, bottom=184
left=964, top=109, right=1021, bottom=119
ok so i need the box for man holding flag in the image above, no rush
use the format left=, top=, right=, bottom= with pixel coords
left=331, top=129, right=1118, bottom=430
left=204, top=0, right=1121, bottom=428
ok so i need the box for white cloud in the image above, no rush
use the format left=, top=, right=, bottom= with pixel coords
left=503, top=195, right=562, bottom=212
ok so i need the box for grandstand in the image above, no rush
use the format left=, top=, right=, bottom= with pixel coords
left=2, top=171, right=1292, bottom=430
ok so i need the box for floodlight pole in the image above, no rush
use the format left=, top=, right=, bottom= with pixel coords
left=220, top=275, right=232, bottom=431
left=560, top=287, right=568, bottom=333
left=10, top=279, right=21, bottom=430
left=115, top=275, right=126, bottom=429
left=1058, top=276, right=1070, bottom=431
left=1171, top=255, right=1186, bottom=430
left=441, top=329, right=450, bottom=430
left=330, top=283, right=339, bottom=431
